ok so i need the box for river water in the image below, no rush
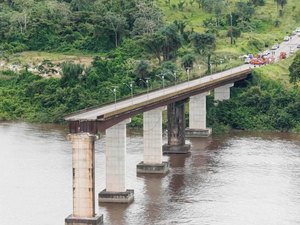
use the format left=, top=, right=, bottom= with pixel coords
left=0, top=122, right=300, bottom=225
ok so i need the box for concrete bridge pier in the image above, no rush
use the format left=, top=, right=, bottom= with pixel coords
left=137, top=107, right=169, bottom=174
left=65, top=133, right=103, bottom=225
left=98, top=119, right=134, bottom=204
left=214, top=83, right=234, bottom=102
left=163, top=99, right=191, bottom=154
left=186, top=92, right=211, bottom=137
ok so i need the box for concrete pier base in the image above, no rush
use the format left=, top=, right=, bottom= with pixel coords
left=163, top=144, right=191, bottom=154
left=66, top=133, right=102, bottom=225
left=100, top=119, right=134, bottom=204
left=137, top=161, right=169, bottom=174
left=137, top=107, right=169, bottom=174
left=185, top=128, right=212, bottom=137
left=98, top=189, right=134, bottom=203
left=65, top=214, right=103, bottom=225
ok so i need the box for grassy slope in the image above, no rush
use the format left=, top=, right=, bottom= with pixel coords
left=157, top=0, right=299, bottom=84
left=2, top=0, right=298, bottom=83
left=157, top=0, right=299, bottom=51
left=254, top=56, right=295, bottom=88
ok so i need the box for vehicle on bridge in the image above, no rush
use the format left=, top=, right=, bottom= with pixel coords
left=279, top=52, right=287, bottom=59
left=250, top=58, right=265, bottom=65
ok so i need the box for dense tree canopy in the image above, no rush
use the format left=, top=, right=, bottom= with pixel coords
left=289, top=52, right=300, bottom=85
left=0, top=0, right=164, bottom=52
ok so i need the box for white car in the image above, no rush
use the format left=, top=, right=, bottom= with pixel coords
left=284, top=36, right=290, bottom=41
left=296, top=27, right=300, bottom=32
left=271, top=44, right=280, bottom=50
left=262, top=50, right=270, bottom=56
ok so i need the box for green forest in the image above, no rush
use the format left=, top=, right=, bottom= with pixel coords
left=1, top=0, right=300, bottom=132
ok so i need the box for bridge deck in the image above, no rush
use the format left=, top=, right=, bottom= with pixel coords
left=65, top=65, right=251, bottom=125
left=64, top=33, right=300, bottom=132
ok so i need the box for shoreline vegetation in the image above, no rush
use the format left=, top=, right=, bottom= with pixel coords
left=1, top=0, right=300, bottom=134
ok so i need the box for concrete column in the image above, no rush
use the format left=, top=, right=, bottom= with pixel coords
left=163, top=99, right=191, bottom=154
left=186, top=92, right=211, bottom=137
left=65, top=133, right=103, bottom=225
left=98, top=119, right=134, bottom=203
left=214, top=83, right=234, bottom=102
left=137, top=108, right=169, bottom=174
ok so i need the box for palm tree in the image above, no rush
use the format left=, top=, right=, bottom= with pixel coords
left=274, top=0, right=287, bottom=12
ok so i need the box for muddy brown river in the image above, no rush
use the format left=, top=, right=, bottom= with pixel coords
left=0, top=122, right=300, bottom=225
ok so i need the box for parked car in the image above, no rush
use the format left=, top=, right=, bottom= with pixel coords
left=262, top=50, right=270, bottom=56
left=297, top=44, right=300, bottom=49
left=272, top=44, right=280, bottom=49
left=284, top=36, right=290, bottom=41
left=250, top=58, right=265, bottom=65
left=296, top=27, right=300, bottom=33
left=292, top=31, right=297, bottom=36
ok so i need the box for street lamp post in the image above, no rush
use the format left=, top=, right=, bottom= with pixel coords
left=129, top=83, right=133, bottom=99
left=220, top=59, right=224, bottom=71
left=124, top=82, right=134, bottom=104
left=186, top=67, right=191, bottom=82
left=107, top=87, right=117, bottom=108
left=156, top=74, right=165, bottom=88
left=145, top=79, right=149, bottom=93
left=113, top=88, right=117, bottom=105
left=140, top=78, right=150, bottom=98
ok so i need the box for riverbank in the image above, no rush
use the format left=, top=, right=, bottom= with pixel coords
left=1, top=57, right=300, bottom=133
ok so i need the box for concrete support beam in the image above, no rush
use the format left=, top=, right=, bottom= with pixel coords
left=137, top=107, right=169, bottom=174
left=99, top=119, right=134, bottom=203
left=214, top=83, right=234, bottom=102
left=163, top=99, right=191, bottom=154
left=65, top=133, right=103, bottom=225
left=186, top=92, right=211, bottom=137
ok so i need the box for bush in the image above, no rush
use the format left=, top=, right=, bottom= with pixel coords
left=207, top=72, right=300, bottom=133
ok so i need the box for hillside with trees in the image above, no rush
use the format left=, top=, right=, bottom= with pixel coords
left=1, top=0, right=300, bottom=132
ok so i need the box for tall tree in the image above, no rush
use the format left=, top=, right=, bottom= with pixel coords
left=104, top=11, right=128, bottom=47
left=289, top=52, right=300, bottom=85
left=131, top=1, right=164, bottom=36
left=274, top=0, right=287, bottom=16
left=160, top=24, right=181, bottom=61
left=140, top=33, right=165, bottom=64
left=189, top=32, right=216, bottom=73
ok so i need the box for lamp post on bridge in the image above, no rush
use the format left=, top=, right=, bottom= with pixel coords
left=186, top=67, right=191, bottom=82
left=108, top=86, right=118, bottom=108
left=124, top=82, right=134, bottom=104
left=168, top=71, right=177, bottom=85
left=140, top=78, right=150, bottom=98
left=156, top=74, right=165, bottom=89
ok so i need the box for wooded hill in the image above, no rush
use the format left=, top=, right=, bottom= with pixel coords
left=1, top=0, right=300, bottom=132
